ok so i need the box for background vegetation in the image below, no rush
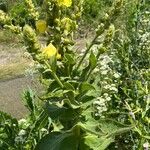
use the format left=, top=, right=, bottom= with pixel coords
left=0, top=0, right=150, bottom=149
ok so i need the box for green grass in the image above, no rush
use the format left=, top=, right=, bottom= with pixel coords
left=0, top=29, right=22, bottom=46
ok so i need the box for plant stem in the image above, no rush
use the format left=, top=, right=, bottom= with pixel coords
left=51, top=70, right=64, bottom=88
left=85, top=49, right=103, bottom=81
left=76, top=34, right=99, bottom=70
left=44, top=61, right=64, bottom=88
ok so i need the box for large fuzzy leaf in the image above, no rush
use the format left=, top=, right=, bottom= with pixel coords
left=79, top=134, right=114, bottom=150
left=77, top=119, right=132, bottom=149
left=45, top=102, right=80, bottom=121
left=35, top=131, right=79, bottom=150
left=78, top=119, right=132, bottom=137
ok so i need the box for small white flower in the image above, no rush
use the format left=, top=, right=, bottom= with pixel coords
left=13, top=124, right=16, bottom=127
left=104, top=85, right=111, bottom=90
left=110, top=86, right=118, bottom=92
left=113, top=72, right=120, bottom=78
left=41, top=128, right=48, bottom=132
left=18, top=129, right=26, bottom=136
left=93, top=101, right=100, bottom=105
left=101, top=70, right=108, bottom=75
left=93, top=68, right=99, bottom=73
left=15, top=136, right=24, bottom=143
left=143, top=142, right=149, bottom=150
left=129, top=112, right=135, bottom=120
left=18, top=119, right=27, bottom=125
left=106, top=97, right=111, bottom=101
left=103, top=93, right=109, bottom=97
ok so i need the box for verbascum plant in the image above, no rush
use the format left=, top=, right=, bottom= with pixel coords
left=1, top=0, right=146, bottom=149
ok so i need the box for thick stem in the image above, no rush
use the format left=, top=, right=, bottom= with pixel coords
left=51, top=71, right=64, bottom=88
left=76, top=35, right=99, bottom=70
left=44, top=61, right=64, bottom=88
left=85, top=49, right=104, bottom=81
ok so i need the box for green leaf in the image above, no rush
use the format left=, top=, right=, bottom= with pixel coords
left=64, top=53, right=75, bottom=65
left=47, top=80, right=61, bottom=93
left=77, top=119, right=132, bottom=150
left=45, top=102, right=80, bottom=121
left=64, top=82, right=75, bottom=91
left=45, top=103, right=66, bottom=120
left=79, top=82, right=95, bottom=93
left=79, top=134, right=114, bottom=150
left=63, top=99, right=80, bottom=109
left=78, top=119, right=132, bottom=140
left=33, top=111, right=49, bottom=131
left=89, top=51, right=97, bottom=69
left=76, top=94, right=94, bottom=103
left=80, top=65, right=91, bottom=81
left=63, top=90, right=77, bottom=102
left=35, top=131, right=79, bottom=150
left=98, top=119, right=132, bottom=137
left=22, top=88, right=35, bottom=112
left=49, top=55, right=57, bottom=72
left=0, top=111, right=19, bottom=149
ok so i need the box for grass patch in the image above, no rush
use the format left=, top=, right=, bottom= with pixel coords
left=0, top=29, right=22, bottom=46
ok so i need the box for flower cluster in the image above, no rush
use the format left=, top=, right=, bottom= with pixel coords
left=93, top=53, right=121, bottom=116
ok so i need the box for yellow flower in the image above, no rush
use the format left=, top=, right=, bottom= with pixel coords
left=57, top=0, right=72, bottom=7
left=36, top=20, right=47, bottom=33
left=42, top=43, right=57, bottom=58
left=56, top=53, right=61, bottom=59
left=42, top=43, right=61, bottom=59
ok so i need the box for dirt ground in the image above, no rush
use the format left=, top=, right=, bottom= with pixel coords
left=0, top=42, right=35, bottom=118
left=0, top=76, right=40, bottom=119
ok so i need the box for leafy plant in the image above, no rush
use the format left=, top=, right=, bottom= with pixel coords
left=0, top=0, right=150, bottom=149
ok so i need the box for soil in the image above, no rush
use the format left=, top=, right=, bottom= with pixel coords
left=0, top=43, right=35, bottom=119
left=0, top=76, right=41, bottom=119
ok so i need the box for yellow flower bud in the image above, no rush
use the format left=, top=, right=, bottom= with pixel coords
left=36, top=20, right=47, bottom=33
left=57, top=0, right=72, bottom=7
left=56, top=53, right=61, bottom=60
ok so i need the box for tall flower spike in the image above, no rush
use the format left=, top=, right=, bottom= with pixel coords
left=25, top=0, right=39, bottom=20
left=0, top=10, right=11, bottom=25
left=23, top=25, right=40, bottom=55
